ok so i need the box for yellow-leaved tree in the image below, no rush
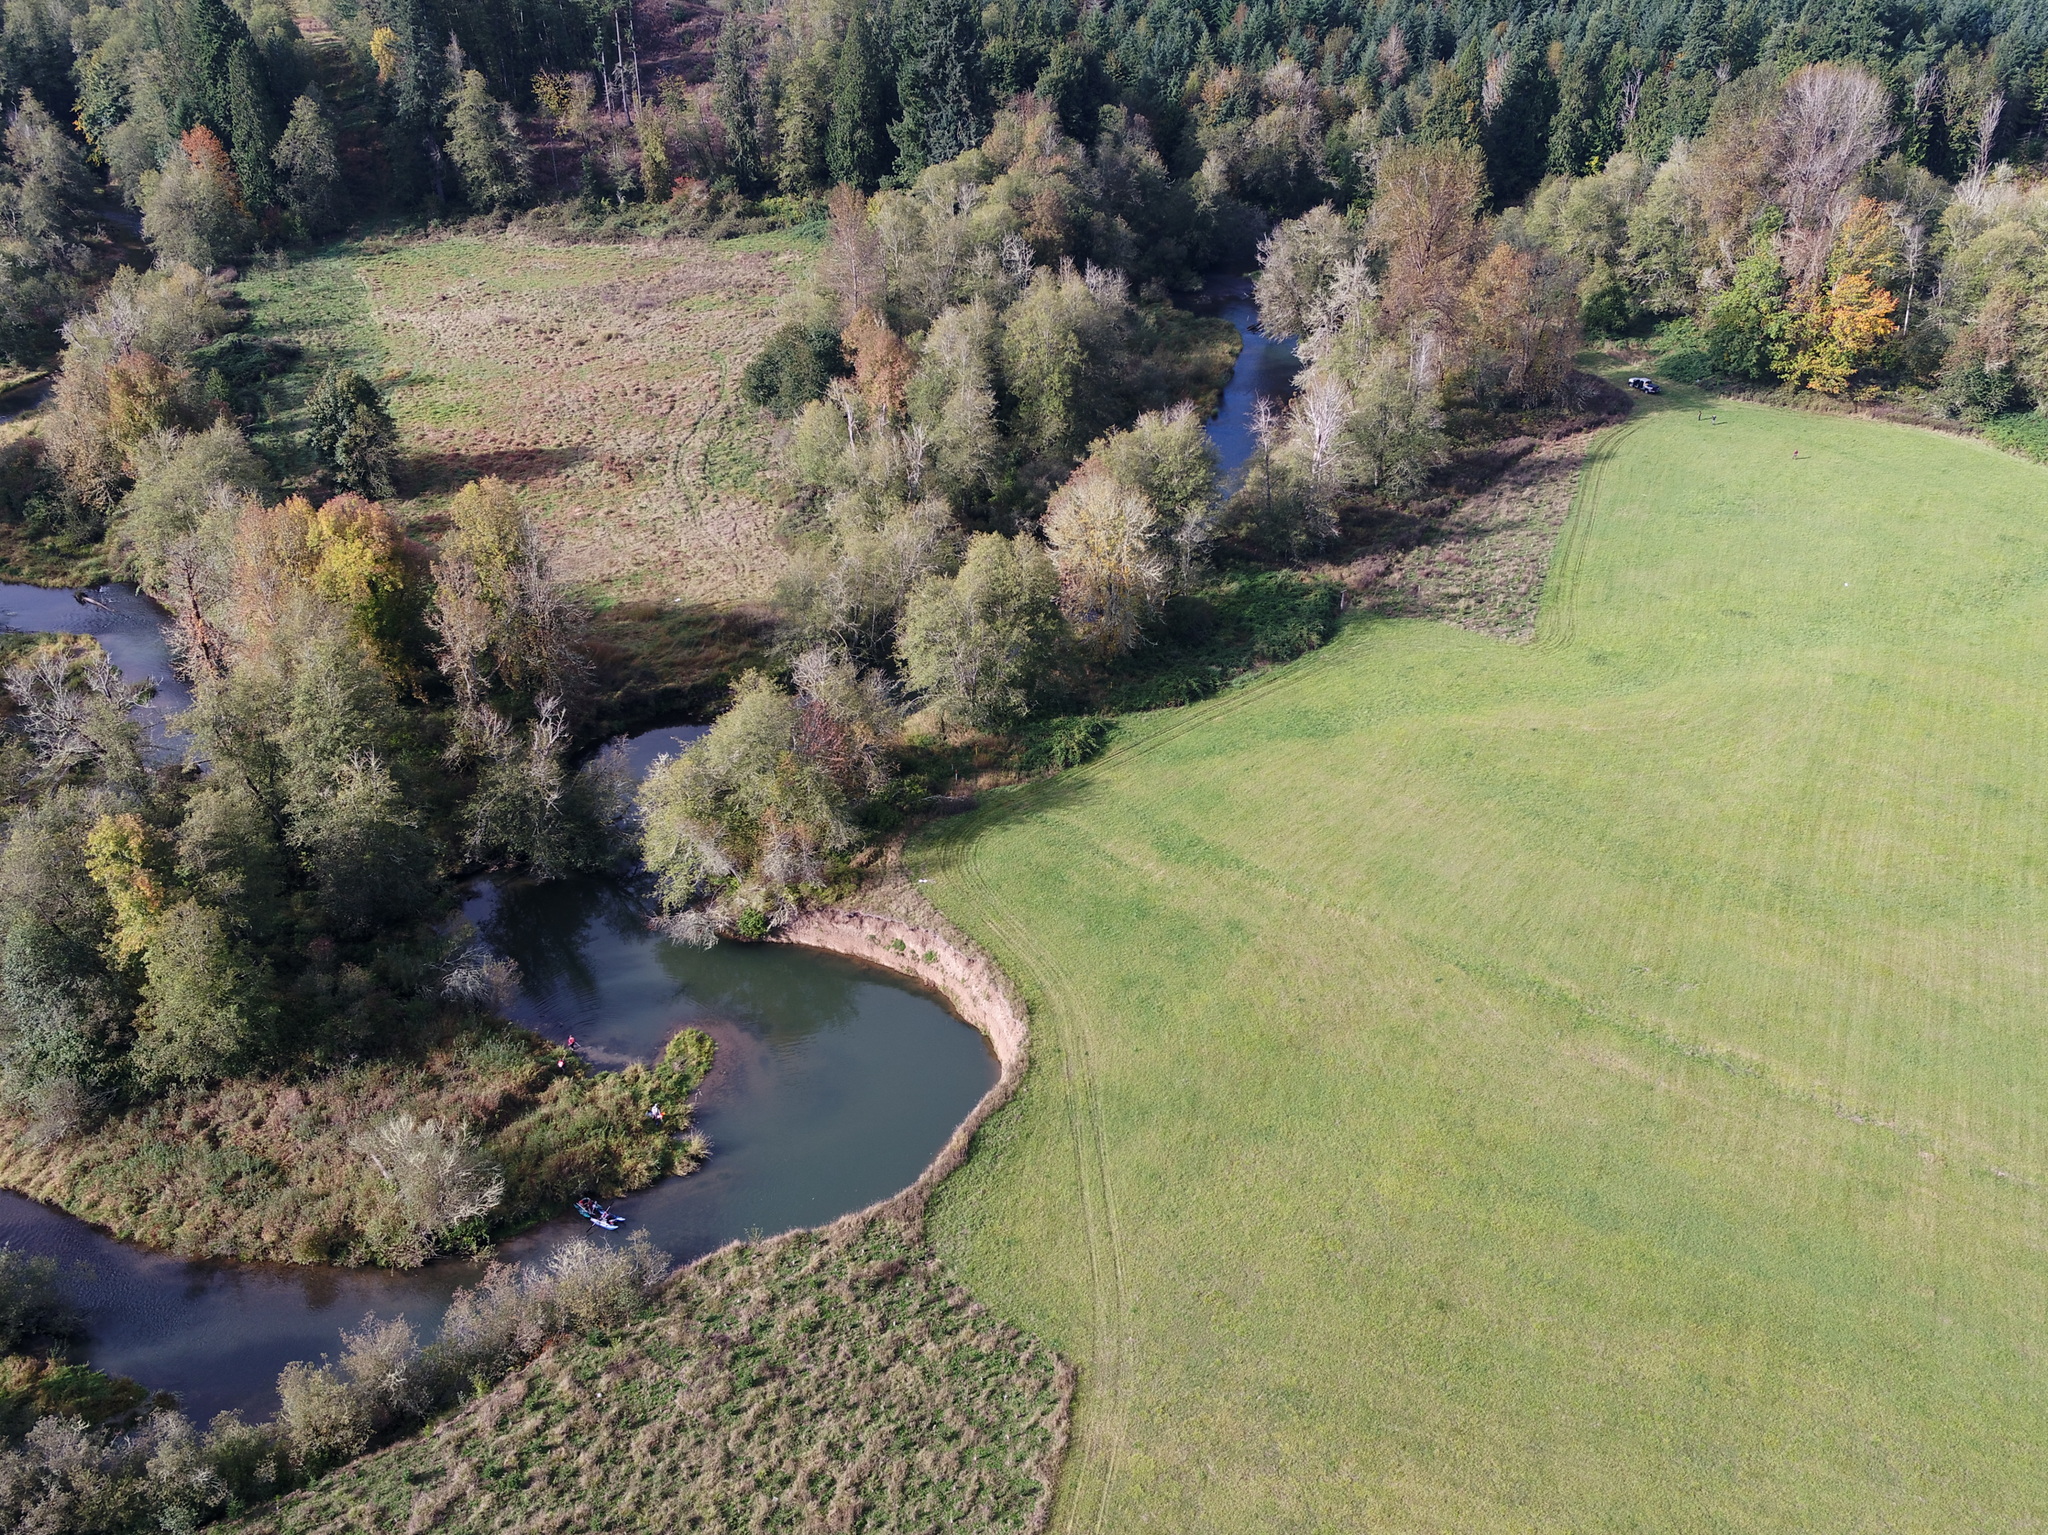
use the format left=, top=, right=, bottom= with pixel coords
left=1776, top=271, right=1897, bottom=393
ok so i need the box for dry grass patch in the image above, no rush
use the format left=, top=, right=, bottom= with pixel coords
left=1318, top=430, right=1595, bottom=641
left=247, top=232, right=809, bottom=611
left=232, top=1218, right=1069, bottom=1535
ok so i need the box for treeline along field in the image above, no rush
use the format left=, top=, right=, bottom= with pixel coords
left=917, top=394, right=2048, bottom=1531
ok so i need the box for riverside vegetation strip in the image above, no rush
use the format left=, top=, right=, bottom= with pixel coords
left=0, top=1026, right=713, bottom=1267
left=227, top=1219, right=1070, bottom=1535
left=917, top=391, right=2048, bottom=1531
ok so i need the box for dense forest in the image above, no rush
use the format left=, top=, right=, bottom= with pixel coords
left=3, top=0, right=2048, bottom=297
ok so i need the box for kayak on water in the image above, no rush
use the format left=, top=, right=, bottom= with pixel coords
left=574, top=1196, right=624, bottom=1229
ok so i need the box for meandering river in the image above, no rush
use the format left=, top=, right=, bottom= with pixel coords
left=0, top=282, right=1294, bottom=1420
left=0, top=587, right=996, bottom=1420
left=1194, top=274, right=1301, bottom=479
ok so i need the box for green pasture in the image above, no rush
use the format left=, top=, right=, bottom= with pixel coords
left=918, top=395, right=2048, bottom=1531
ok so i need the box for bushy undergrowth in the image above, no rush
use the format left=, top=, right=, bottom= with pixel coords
left=0, top=1234, right=668, bottom=1531
left=1017, top=715, right=1116, bottom=772
left=230, top=1220, right=1068, bottom=1535
left=1095, top=571, right=1342, bottom=714
left=0, top=1027, right=713, bottom=1268
left=1982, top=411, right=2048, bottom=464
left=0, top=1355, right=150, bottom=1441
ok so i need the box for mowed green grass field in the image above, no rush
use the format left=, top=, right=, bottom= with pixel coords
left=917, top=395, right=2048, bottom=1531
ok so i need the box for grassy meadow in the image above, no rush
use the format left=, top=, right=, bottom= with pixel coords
left=232, top=228, right=815, bottom=730
left=918, top=392, right=2048, bottom=1530
left=237, top=229, right=812, bottom=606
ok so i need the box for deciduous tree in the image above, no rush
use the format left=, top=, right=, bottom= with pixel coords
left=898, top=531, right=1062, bottom=727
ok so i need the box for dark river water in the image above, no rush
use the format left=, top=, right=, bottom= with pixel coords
left=0, top=282, right=1293, bottom=1422
left=1193, top=274, right=1301, bottom=480
left=0, top=586, right=997, bottom=1421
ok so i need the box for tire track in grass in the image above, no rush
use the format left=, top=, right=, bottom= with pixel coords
left=1534, top=413, right=1637, bottom=655
left=947, top=820, right=1133, bottom=1535
left=927, top=436, right=1638, bottom=1526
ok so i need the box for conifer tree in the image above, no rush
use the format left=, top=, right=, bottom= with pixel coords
left=273, top=92, right=342, bottom=238
left=1479, top=46, right=1555, bottom=206
left=714, top=4, right=763, bottom=193
left=444, top=70, right=532, bottom=210
left=226, top=39, right=276, bottom=211
left=827, top=3, right=890, bottom=191
left=377, top=0, right=450, bottom=207
left=890, top=0, right=986, bottom=179
left=1547, top=20, right=1617, bottom=176
left=174, top=0, right=241, bottom=136
left=1418, top=42, right=1484, bottom=153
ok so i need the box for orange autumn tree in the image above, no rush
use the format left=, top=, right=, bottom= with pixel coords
left=844, top=308, right=914, bottom=423
left=178, top=125, right=245, bottom=209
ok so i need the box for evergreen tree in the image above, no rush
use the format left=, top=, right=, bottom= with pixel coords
left=444, top=70, right=532, bottom=210
left=891, top=0, right=987, bottom=179
left=1546, top=39, right=1610, bottom=175
left=1418, top=43, right=1483, bottom=152
left=714, top=5, right=764, bottom=193
left=827, top=4, right=891, bottom=191
left=378, top=0, right=451, bottom=208
left=273, top=92, right=343, bottom=239
left=1480, top=47, right=1556, bottom=206
left=225, top=39, right=277, bottom=212
left=307, top=369, right=401, bottom=497
left=173, top=0, right=243, bottom=137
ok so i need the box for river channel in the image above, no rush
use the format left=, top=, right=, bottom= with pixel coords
left=0, top=587, right=996, bottom=1421
left=0, top=280, right=1294, bottom=1421
left=1194, top=274, right=1302, bottom=482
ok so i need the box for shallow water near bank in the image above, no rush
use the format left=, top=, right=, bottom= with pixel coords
left=471, top=876, right=997, bottom=1272
left=0, top=582, right=190, bottom=742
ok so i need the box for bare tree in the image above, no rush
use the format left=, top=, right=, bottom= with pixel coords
left=353, top=1114, right=504, bottom=1237
left=1911, top=67, right=1940, bottom=117
left=5, top=644, right=146, bottom=775
left=1378, top=24, right=1410, bottom=86
left=1773, top=63, right=1895, bottom=290
left=1618, top=67, right=1645, bottom=132
left=1482, top=55, right=1509, bottom=120
left=1290, top=374, right=1351, bottom=502
left=1974, top=91, right=2006, bottom=177
left=822, top=185, right=884, bottom=322
left=1248, top=393, right=1282, bottom=520
left=429, top=554, right=493, bottom=719
left=1897, top=216, right=1927, bottom=331
left=159, top=533, right=230, bottom=682
left=441, top=943, right=521, bottom=1011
